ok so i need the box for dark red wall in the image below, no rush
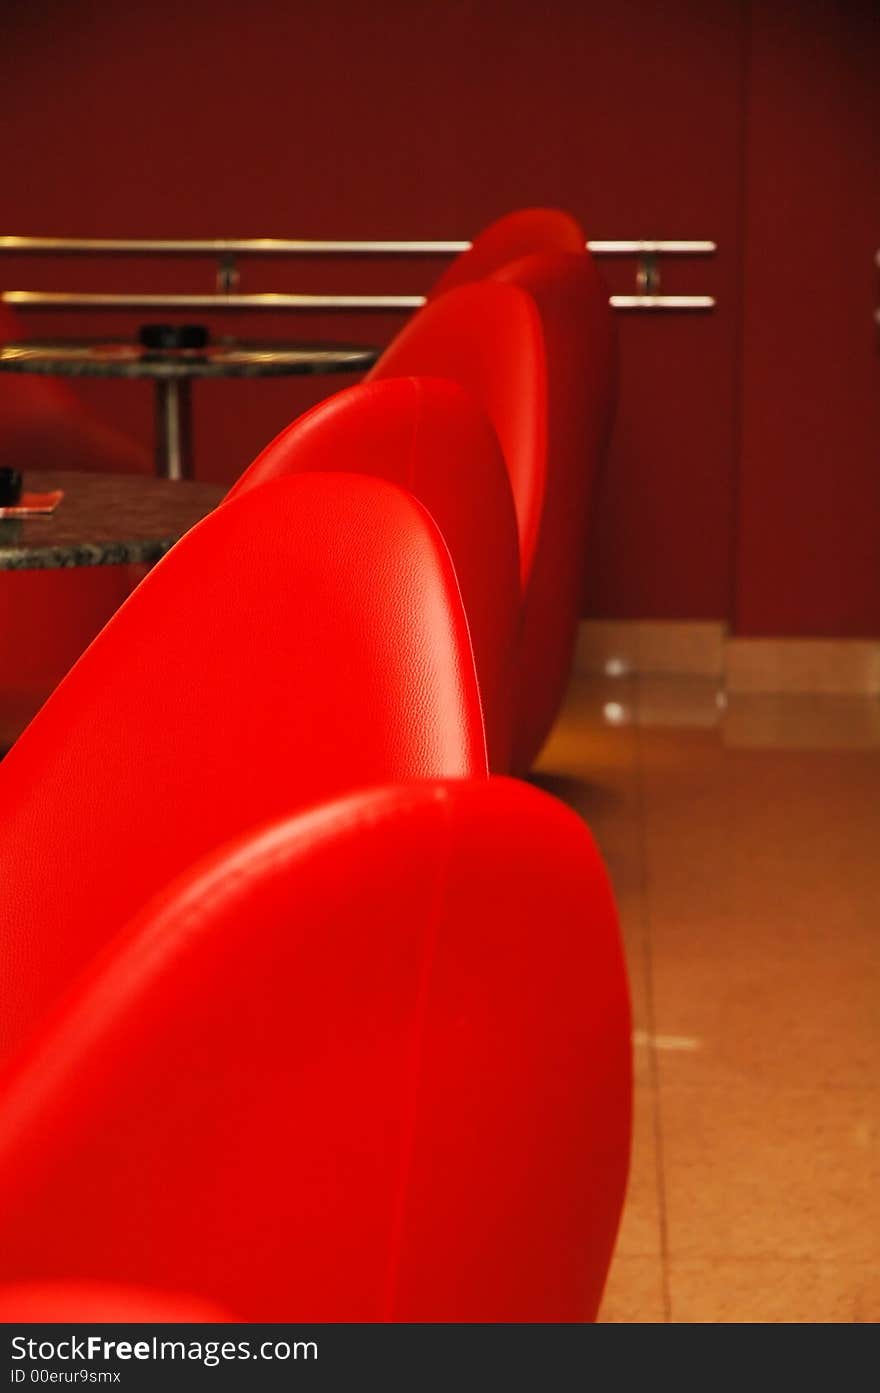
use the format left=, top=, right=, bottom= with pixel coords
left=736, top=0, right=880, bottom=637
left=1, top=0, right=877, bottom=636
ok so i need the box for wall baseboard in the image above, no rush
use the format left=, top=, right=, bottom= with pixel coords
left=575, top=621, right=726, bottom=678
left=725, top=637, right=880, bottom=694
left=575, top=621, right=880, bottom=694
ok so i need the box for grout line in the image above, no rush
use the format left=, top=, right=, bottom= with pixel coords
left=632, top=671, right=673, bottom=1323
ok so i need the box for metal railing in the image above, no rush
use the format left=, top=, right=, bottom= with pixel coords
left=0, top=235, right=718, bottom=312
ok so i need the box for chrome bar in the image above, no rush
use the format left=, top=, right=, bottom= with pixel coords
left=0, top=235, right=717, bottom=257
left=0, top=237, right=469, bottom=256
left=2, top=289, right=716, bottom=312
left=609, top=294, right=716, bottom=309
left=588, top=240, right=716, bottom=255
left=1, top=290, right=426, bottom=310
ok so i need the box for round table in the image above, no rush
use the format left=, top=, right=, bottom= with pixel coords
left=0, top=338, right=379, bottom=482
left=0, top=470, right=225, bottom=571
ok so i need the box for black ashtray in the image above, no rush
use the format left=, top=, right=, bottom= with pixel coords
left=0, top=467, right=23, bottom=506
left=138, top=323, right=209, bottom=350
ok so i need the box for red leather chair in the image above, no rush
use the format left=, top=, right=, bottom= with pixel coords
left=0, top=471, right=486, bottom=1067
left=0, top=1282, right=231, bottom=1321
left=492, top=250, right=616, bottom=770
left=381, top=214, right=615, bottom=774
left=226, top=377, right=521, bottom=770
left=367, top=281, right=547, bottom=594
left=0, top=301, right=151, bottom=746
left=0, top=778, right=631, bottom=1322
left=427, top=207, right=585, bottom=300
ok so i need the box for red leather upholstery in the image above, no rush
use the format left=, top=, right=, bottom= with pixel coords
left=431, top=211, right=619, bottom=767
left=367, top=281, right=547, bottom=588
left=428, top=207, right=585, bottom=300
left=492, top=251, right=617, bottom=770
left=371, top=259, right=616, bottom=771
left=0, top=472, right=486, bottom=1066
left=0, top=302, right=151, bottom=742
left=0, top=778, right=631, bottom=1322
left=0, top=1282, right=231, bottom=1321
left=226, top=377, right=521, bottom=770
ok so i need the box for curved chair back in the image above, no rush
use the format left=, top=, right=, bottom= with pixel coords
left=226, top=377, right=520, bottom=770
left=367, top=281, right=547, bottom=588
left=0, top=472, right=486, bottom=1064
left=492, top=251, right=617, bottom=770
left=371, top=260, right=616, bottom=771
left=0, top=1282, right=231, bottom=1322
left=428, top=207, right=585, bottom=300
left=0, top=778, right=631, bottom=1322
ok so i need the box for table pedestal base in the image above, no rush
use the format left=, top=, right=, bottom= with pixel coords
left=154, top=378, right=193, bottom=481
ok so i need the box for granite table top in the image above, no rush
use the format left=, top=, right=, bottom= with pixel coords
left=0, top=470, right=225, bottom=570
left=0, top=339, right=379, bottom=380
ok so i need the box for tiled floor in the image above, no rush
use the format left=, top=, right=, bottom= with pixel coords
left=534, top=674, right=880, bottom=1323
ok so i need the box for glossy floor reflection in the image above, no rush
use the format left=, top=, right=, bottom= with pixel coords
left=534, top=674, right=880, bottom=1323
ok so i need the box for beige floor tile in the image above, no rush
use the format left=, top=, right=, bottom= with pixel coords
left=616, top=901, right=651, bottom=1069
left=637, top=625, right=726, bottom=679
left=660, top=1084, right=879, bottom=1263
left=544, top=677, right=880, bottom=1322
left=717, top=754, right=880, bottom=874
left=724, top=638, right=880, bottom=695
left=642, top=747, right=880, bottom=963
left=533, top=772, right=643, bottom=899
left=574, top=621, right=725, bottom=680
left=614, top=1085, right=664, bottom=1259
left=630, top=1029, right=653, bottom=1089
left=636, top=675, right=724, bottom=729
left=668, top=1258, right=880, bottom=1323
left=539, top=672, right=640, bottom=759
left=597, top=1255, right=667, bottom=1322
left=535, top=681, right=643, bottom=895
left=651, top=952, right=880, bottom=1091
left=613, top=884, right=648, bottom=946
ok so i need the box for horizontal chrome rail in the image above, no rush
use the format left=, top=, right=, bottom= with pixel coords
left=0, top=236, right=718, bottom=313
left=0, top=235, right=717, bottom=257
left=609, top=294, right=715, bottom=310
left=590, top=240, right=716, bottom=255
left=1, top=289, right=716, bottom=312
left=2, top=290, right=426, bottom=311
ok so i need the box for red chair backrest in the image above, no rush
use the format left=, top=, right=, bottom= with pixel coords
left=0, top=778, right=631, bottom=1322
left=0, top=472, right=486, bottom=1066
left=367, top=281, right=547, bottom=588
left=0, top=1282, right=232, bottom=1322
left=429, top=212, right=619, bottom=767
left=226, top=377, right=521, bottom=770
left=492, top=251, right=617, bottom=770
left=428, top=207, right=585, bottom=300
left=371, top=259, right=616, bottom=771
